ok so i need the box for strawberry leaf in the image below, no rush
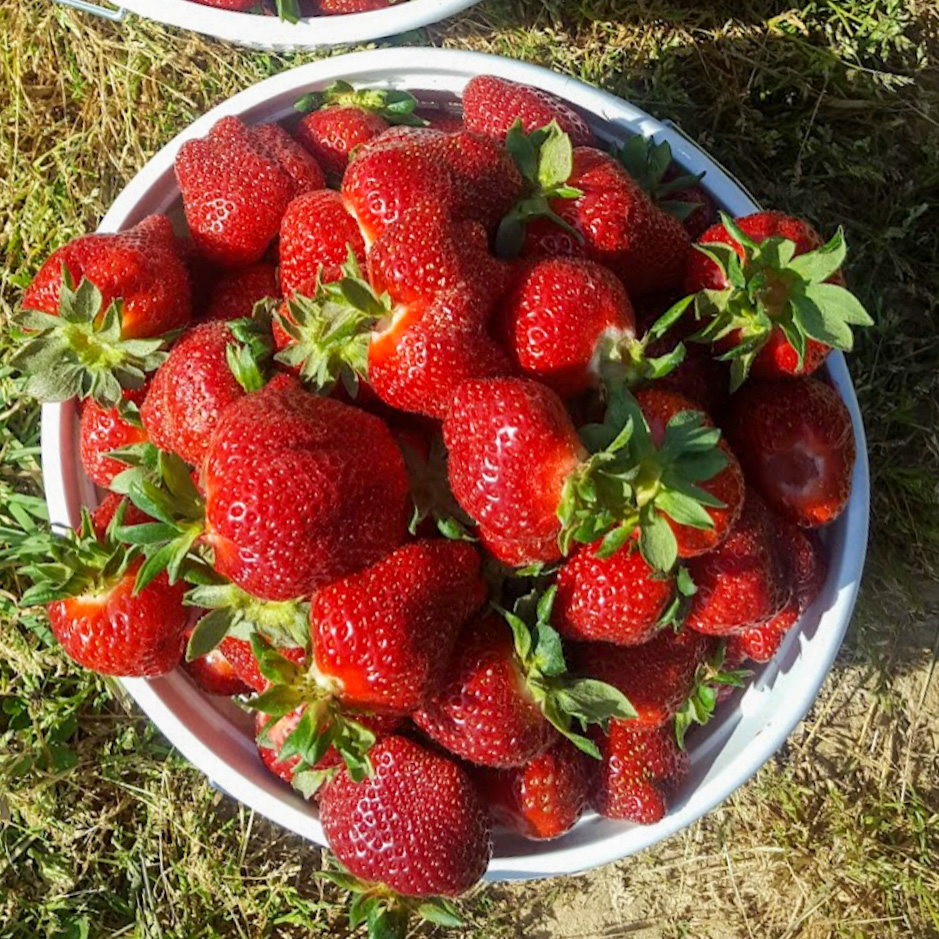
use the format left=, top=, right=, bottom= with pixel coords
left=275, top=0, right=301, bottom=22
left=416, top=898, right=464, bottom=928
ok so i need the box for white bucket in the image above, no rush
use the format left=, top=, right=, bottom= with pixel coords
left=39, top=48, right=870, bottom=881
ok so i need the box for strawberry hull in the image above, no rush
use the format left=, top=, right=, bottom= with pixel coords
left=40, top=49, right=869, bottom=881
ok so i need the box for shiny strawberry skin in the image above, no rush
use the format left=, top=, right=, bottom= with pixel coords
left=49, top=563, right=187, bottom=677
left=588, top=722, right=689, bottom=824
left=218, top=636, right=306, bottom=693
left=685, top=212, right=833, bottom=379
left=183, top=644, right=251, bottom=696
left=477, top=525, right=561, bottom=569
left=497, top=257, right=636, bottom=397
left=23, top=215, right=191, bottom=339
left=723, top=377, right=856, bottom=528
left=635, top=387, right=745, bottom=556
left=573, top=628, right=711, bottom=728
left=342, top=144, right=453, bottom=246
left=413, top=616, right=558, bottom=768
left=554, top=543, right=675, bottom=646
left=140, top=321, right=248, bottom=467
left=686, top=489, right=791, bottom=636
left=726, top=604, right=800, bottom=664
left=204, top=377, right=409, bottom=601
left=279, top=189, right=367, bottom=299
left=320, top=735, right=492, bottom=897
left=79, top=387, right=149, bottom=488
left=462, top=75, right=594, bottom=147
left=204, top=262, right=280, bottom=322
left=310, top=539, right=487, bottom=713
left=474, top=739, right=589, bottom=840
left=295, top=106, right=388, bottom=178
left=248, top=123, right=326, bottom=195
left=444, top=378, right=586, bottom=565
left=368, top=289, right=514, bottom=420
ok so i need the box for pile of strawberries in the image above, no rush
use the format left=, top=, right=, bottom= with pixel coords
left=15, top=73, right=871, bottom=932
left=192, top=0, right=405, bottom=21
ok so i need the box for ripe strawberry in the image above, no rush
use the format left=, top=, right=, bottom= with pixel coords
left=473, top=739, right=589, bottom=840
left=686, top=490, right=791, bottom=636
left=141, top=318, right=272, bottom=467
left=218, top=636, right=306, bottom=693
left=684, top=212, right=872, bottom=388
left=589, top=722, right=688, bottom=824
left=414, top=591, right=634, bottom=768
left=176, top=116, right=324, bottom=268
left=342, top=140, right=453, bottom=245
left=21, top=215, right=191, bottom=339
left=310, top=539, right=487, bottom=713
left=463, top=75, right=594, bottom=147
left=496, top=257, right=636, bottom=397
left=183, top=643, right=252, bottom=696
left=725, top=605, right=800, bottom=665
left=722, top=377, right=856, bottom=527
left=554, top=542, right=677, bottom=646
left=414, top=108, right=464, bottom=133
left=320, top=735, right=492, bottom=897
left=478, top=525, right=561, bottom=569
left=79, top=388, right=149, bottom=488
left=90, top=493, right=151, bottom=535
left=204, top=262, right=280, bottom=322
left=21, top=508, right=187, bottom=677
left=635, top=387, right=745, bottom=557
left=204, top=376, right=409, bottom=600
left=315, top=0, right=392, bottom=12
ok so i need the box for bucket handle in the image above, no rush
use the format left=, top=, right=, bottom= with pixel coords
left=54, top=0, right=127, bottom=21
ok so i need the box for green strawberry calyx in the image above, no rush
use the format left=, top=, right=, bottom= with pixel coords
left=688, top=212, right=874, bottom=390
left=499, top=586, right=637, bottom=759
left=496, top=119, right=584, bottom=258
left=274, top=0, right=302, bottom=23
left=294, top=80, right=428, bottom=128
left=274, top=248, right=391, bottom=397
left=16, top=505, right=142, bottom=607
left=320, top=865, right=465, bottom=939
left=226, top=304, right=276, bottom=393
left=557, top=386, right=729, bottom=573
left=12, top=271, right=172, bottom=416
left=674, top=640, right=751, bottom=748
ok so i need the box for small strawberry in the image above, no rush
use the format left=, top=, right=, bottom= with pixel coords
left=294, top=81, right=426, bottom=178
left=722, top=377, right=856, bottom=527
left=20, top=507, right=187, bottom=677
left=183, top=641, right=252, bottom=696
left=319, top=734, right=492, bottom=898
left=176, top=116, right=324, bottom=268
left=588, top=722, right=688, bottom=824
left=683, top=212, right=873, bottom=388
left=204, top=262, right=280, bottom=322
left=463, top=75, right=594, bottom=147
left=473, top=739, right=589, bottom=840
left=686, top=489, right=791, bottom=636
left=79, top=388, right=149, bottom=488
left=413, top=589, right=635, bottom=768
left=218, top=636, right=307, bottom=693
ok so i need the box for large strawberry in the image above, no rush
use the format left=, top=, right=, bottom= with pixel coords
left=685, top=489, right=791, bottom=636
left=462, top=75, right=594, bottom=147
left=683, top=212, right=873, bottom=388
left=20, top=507, right=187, bottom=677
left=473, top=738, right=589, bottom=841
left=176, top=116, right=324, bottom=268
left=445, top=379, right=736, bottom=570
left=723, top=377, right=855, bottom=527
left=204, top=262, right=280, bottom=322
left=413, top=589, right=634, bottom=768
left=79, top=388, right=149, bottom=488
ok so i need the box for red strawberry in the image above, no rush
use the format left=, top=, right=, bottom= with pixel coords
left=684, top=212, right=872, bottom=387
left=478, top=525, right=561, bottom=569
left=141, top=319, right=267, bottom=466
left=218, top=636, right=306, bottom=693
left=725, top=605, right=800, bottom=665
left=589, top=722, right=688, bottom=824
left=635, top=387, right=745, bottom=557
left=463, top=75, right=594, bottom=147
left=190, top=0, right=254, bottom=7
left=183, top=643, right=251, bottom=696
left=686, top=490, right=791, bottom=636
left=22, top=215, right=191, bottom=339
left=574, top=627, right=711, bottom=730
left=176, top=116, right=324, bottom=268
left=310, top=539, right=487, bottom=714
left=320, top=734, right=492, bottom=897
left=415, top=108, right=464, bottom=133
left=315, top=0, right=392, bottom=12
left=497, top=257, right=636, bottom=397
left=444, top=379, right=586, bottom=565
left=79, top=388, right=149, bottom=487
left=204, top=376, right=409, bottom=601
left=204, top=262, right=280, bottom=322
left=90, top=493, right=151, bottom=535
left=554, top=542, right=677, bottom=646
left=722, top=377, right=856, bottom=527
left=473, top=739, right=589, bottom=840
left=297, top=107, right=388, bottom=178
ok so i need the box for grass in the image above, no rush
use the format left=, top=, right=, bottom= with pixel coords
left=1, top=0, right=938, bottom=936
